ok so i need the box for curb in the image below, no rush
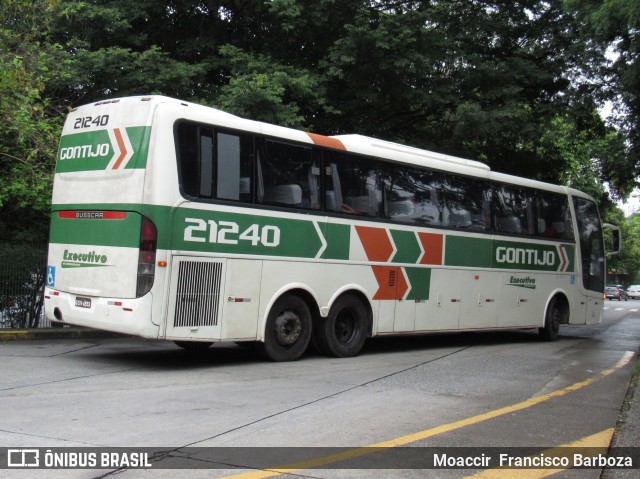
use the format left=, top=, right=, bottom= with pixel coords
left=603, top=354, right=640, bottom=479
left=0, top=327, right=127, bottom=341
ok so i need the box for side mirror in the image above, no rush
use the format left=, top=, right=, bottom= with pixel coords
left=603, top=223, right=621, bottom=255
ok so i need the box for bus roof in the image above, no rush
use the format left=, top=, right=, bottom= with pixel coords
left=77, top=95, right=577, bottom=198
left=331, top=134, right=490, bottom=171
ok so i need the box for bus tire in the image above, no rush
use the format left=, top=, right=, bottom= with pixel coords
left=539, top=297, right=564, bottom=341
left=259, top=294, right=312, bottom=361
left=174, top=341, right=213, bottom=352
left=314, top=294, right=367, bottom=358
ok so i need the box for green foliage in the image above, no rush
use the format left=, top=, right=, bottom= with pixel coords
left=0, top=0, right=638, bottom=245
left=537, top=114, right=631, bottom=204
left=567, top=0, right=640, bottom=188
left=68, top=45, right=206, bottom=98
left=215, top=45, right=338, bottom=128
left=0, top=0, right=70, bottom=242
left=607, top=213, right=640, bottom=284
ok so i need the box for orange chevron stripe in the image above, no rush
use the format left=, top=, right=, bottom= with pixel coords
left=372, top=266, right=408, bottom=300
left=111, top=128, right=128, bottom=169
left=417, top=232, right=443, bottom=265
left=558, top=245, right=568, bottom=272
left=355, top=226, right=394, bottom=262
left=306, top=132, right=346, bottom=150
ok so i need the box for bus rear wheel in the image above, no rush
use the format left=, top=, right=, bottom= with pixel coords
left=314, top=294, right=367, bottom=358
left=539, top=297, right=565, bottom=341
left=259, top=294, right=312, bottom=361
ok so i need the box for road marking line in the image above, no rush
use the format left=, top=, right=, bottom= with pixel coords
left=615, top=308, right=624, bottom=311
left=465, top=428, right=614, bottom=478
left=220, top=351, right=634, bottom=479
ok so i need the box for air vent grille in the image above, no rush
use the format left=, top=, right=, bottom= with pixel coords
left=174, top=261, right=222, bottom=328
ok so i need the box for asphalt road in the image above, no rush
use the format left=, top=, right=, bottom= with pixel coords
left=1, top=300, right=639, bottom=478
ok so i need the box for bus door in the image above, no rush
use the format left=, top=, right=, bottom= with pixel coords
left=573, top=198, right=606, bottom=324
left=568, top=280, right=594, bottom=326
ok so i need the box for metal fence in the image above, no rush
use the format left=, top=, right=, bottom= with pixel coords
left=0, top=242, right=52, bottom=329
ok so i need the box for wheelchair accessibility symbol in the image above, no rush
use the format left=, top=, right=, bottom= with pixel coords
left=47, top=266, right=56, bottom=287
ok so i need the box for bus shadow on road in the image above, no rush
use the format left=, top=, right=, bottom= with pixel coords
left=359, top=328, right=585, bottom=356
left=83, top=328, right=590, bottom=370
left=82, top=339, right=265, bottom=370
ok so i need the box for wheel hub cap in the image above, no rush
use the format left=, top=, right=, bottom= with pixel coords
left=275, top=311, right=301, bottom=346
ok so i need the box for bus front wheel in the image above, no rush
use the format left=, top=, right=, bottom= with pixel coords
left=259, top=294, right=312, bottom=361
left=539, top=297, right=565, bottom=341
left=314, top=294, right=367, bottom=358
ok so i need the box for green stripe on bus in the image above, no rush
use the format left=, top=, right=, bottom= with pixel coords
left=445, top=236, right=493, bottom=268
left=322, top=223, right=350, bottom=260
left=125, top=126, right=151, bottom=169
left=171, top=208, right=324, bottom=258
left=390, top=230, right=421, bottom=264
left=404, top=267, right=431, bottom=300
left=564, top=245, right=576, bottom=272
left=49, top=211, right=141, bottom=247
left=50, top=203, right=575, bottom=273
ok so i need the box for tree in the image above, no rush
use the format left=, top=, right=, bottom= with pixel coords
left=2, top=0, right=637, bottom=239
left=537, top=114, right=630, bottom=206
left=0, top=0, right=69, bottom=242
left=605, top=210, right=640, bottom=285
left=49, top=0, right=206, bottom=102
left=567, top=0, right=640, bottom=196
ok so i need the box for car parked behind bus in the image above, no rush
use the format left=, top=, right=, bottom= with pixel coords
left=626, top=285, right=640, bottom=300
left=605, top=285, right=628, bottom=301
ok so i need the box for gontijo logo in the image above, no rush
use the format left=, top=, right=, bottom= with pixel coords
left=58, top=128, right=133, bottom=170
left=496, top=246, right=554, bottom=266
left=55, top=126, right=150, bottom=173
left=59, top=143, right=110, bottom=159
left=493, top=242, right=571, bottom=272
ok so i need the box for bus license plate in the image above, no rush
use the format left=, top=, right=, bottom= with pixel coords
left=75, top=297, right=91, bottom=308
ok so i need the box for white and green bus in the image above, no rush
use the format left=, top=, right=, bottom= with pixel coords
left=44, top=95, right=611, bottom=361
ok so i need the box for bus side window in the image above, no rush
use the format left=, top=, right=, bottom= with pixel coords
left=493, top=185, right=535, bottom=235
left=216, top=132, right=252, bottom=203
left=537, top=192, right=574, bottom=240
left=325, top=152, right=381, bottom=217
left=440, top=175, right=490, bottom=231
left=324, top=159, right=343, bottom=213
left=382, top=165, right=441, bottom=225
left=258, top=140, right=318, bottom=210
left=200, top=131, right=214, bottom=198
left=176, top=122, right=214, bottom=199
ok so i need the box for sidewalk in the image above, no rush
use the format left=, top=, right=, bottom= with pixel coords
left=604, top=355, right=640, bottom=479
left=0, top=326, right=125, bottom=341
